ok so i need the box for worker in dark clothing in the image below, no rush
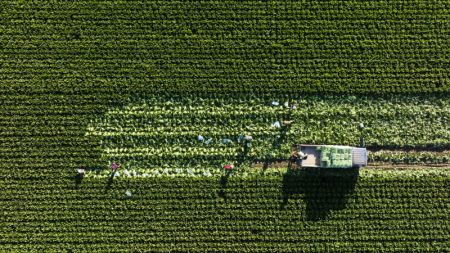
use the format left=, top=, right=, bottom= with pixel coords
left=360, top=136, right=366, bottom=148
left=358, top=123, right=366, bottom=148
left=75, top=166, right=86, bottom=187
left=243, top=135, right=252, bottom=147
left=77, top=167, right=86, bottom=179
left=290, top=150, right=308, bottom=169
left=298, top=151, right=308, bottom=160
left=290, top=150, right=299, bottom=162
left=282, top=120, right=294, bottom=127
left=289, top=150, right=299, bottom=170
left=242, top=135, right=252, bottom=156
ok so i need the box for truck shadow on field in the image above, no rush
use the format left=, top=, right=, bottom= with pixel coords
left=281, top=167, right=359, bottom=221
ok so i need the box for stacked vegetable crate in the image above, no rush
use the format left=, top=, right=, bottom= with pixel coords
left=319, top=146, right=353, bottom=168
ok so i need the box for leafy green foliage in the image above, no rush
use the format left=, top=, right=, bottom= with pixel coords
left=369, top=150, right=450, bottom=164
left=1, top=1, right=449, bottom=93
left=1, top=0, right=450, bottom=252
left=0, top=171, right=448, bottom=252
left=86, top=94, right=450, bottom=175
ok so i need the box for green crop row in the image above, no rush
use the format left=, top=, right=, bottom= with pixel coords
left=369, top=150, right=450, bottom=164
left=0, top=170, right=448, bottom=252
left=83, top=93, right=450, bottom=175
left=1, top=0, right=449, bottom=93
left=1, top=1, right=450, bottom=252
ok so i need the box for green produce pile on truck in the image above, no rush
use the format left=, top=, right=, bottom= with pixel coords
left=294, top=144, right=367, bottom=169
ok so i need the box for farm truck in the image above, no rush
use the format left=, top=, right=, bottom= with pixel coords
left=291, top=144, right=368, bottom=169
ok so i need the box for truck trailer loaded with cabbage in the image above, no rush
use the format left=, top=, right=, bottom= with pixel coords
left=293, top=144, right=368, bottom=169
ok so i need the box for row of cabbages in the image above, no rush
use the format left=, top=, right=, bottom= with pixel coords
left=87, top=95, right=294, bottom=175
left=85, top=94, right=450, bottom=175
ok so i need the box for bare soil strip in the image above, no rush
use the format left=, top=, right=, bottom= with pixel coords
left=251, top=148, right=450, bottom=170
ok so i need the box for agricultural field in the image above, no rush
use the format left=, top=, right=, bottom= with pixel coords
left=84, top=93, right=450, bottom=177
left=1, top=0, right=449, bottom=252
left=1, top=169, right=449, bottom=252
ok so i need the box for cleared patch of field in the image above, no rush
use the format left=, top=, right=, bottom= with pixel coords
left=85, top=94, right=450, bottom=177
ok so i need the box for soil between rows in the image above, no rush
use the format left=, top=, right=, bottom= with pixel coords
left=252, top=148, right=450, bottom=170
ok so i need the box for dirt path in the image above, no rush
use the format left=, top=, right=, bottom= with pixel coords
left=251, top=148, right=450, bottom=170
left=365, top=163, right=450, bottom=169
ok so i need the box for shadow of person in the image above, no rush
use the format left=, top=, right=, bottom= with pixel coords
left=74, top=166, right=104, bottom=189
left=236, top=144, right=251, bottom=167
left=281, top=167, right=359, bottom=221
left=218, top=171, right=232, bottom=202
left=105, top=171, right=116, bottom=192
left=74, top=174, right=84, bottom=189
left=261, top=161, right=270, bottom=174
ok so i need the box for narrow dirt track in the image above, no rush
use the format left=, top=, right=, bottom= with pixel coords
left=251, top=148, right=450, bottom=170
left=366, top=163, right=450, bottom=169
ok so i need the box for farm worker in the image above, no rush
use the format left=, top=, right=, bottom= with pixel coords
left=360, top=136, right=366, bottom=148
left=222, top=138, right=233, bottom=144
left=272, top=121, right=281, bottom=128
left=223, top=164, right=234, bottom=170
left=296, top=151, right=308, bottom=167
left=290, top=151, right=299, bottom=162
left=111, top=162, right=121, bottom=172
left=197, top=135, right=204, bottom=142
left=358, top=123, right=366, bottom=148
left=290, top=151, right=298, bottom=163
left=204, top=138, right=213, bottom=145
left=298, top=151, right=308, bottom=160
left=271, top=101, right=279, bottom=106
left=237, top=134, right=244, bottom=143
left=243, top=135, right=253, bottom=149
left=77, top=167, right=86, bottom=179
left=238, top=134, right=251, bottom=143
left=282, top=120, right=294, bottom=127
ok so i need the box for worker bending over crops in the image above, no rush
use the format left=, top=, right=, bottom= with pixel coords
left=242, top=135, right=252, bottom=154
left=290, top=150, right=308, bottom=169
left=290, top=150, right=299, bottom=164
left=111, top=162, right=121, bottom=172
left=77, top=167, right=86, bottom=179
left=282, top=120, right=294, bottom=127
left=298, top=151, right=308, bottom=160
left=358, top=123, right=366, bottom=148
